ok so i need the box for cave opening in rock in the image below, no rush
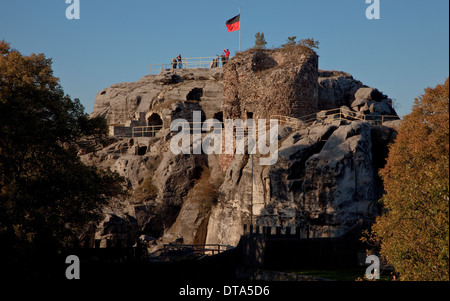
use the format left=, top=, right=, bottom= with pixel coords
left=147, top=113, right=163, bottom=127
left=246, top=112, right=254, bottom=119
left=186, top=88, right=203, bottom=102
left=137, top=146, right=148, bottom=156
left=214, top=112, right=224, bottom=126
left=147, top=113, right=163, bottom=137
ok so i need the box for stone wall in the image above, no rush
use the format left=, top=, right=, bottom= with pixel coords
left=223, top=46, right=319, bottom=120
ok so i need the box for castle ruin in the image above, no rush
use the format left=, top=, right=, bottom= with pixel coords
left=223, top=46, right=319, bottom=121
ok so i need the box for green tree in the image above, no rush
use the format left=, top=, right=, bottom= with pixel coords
left=298, top=38, right=320, bottom=50
left=254, top=32, right=267, bottom=50
left=280, top=37, right=319, bottom=56
left=282, top=36, right=297, bottom=48
left=0, top=41, right=125, bottom=278
left=370, top=78, right=449, bottom=281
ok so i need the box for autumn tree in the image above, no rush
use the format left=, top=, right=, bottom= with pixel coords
left=0, top=41, right=125, bottom=279
left=254, top=32, right=267, bottom=50
left=370, top=78, right=449, bottom=281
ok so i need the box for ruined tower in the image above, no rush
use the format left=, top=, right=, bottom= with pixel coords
left=222, top=45, right=319, bottom=121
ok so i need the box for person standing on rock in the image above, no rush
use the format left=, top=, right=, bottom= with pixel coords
left=172, top=57, right=178, bottom=69
left=177, top=54, right=183, bottom=69
left=210, top=57, right=219, bottom=69
left=223, top=49, right=230, bottom=65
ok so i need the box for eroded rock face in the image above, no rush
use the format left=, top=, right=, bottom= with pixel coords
left=318, top=71, right=364, bottom=110
left=205, top=120, right=395, bottom=246
left=91, top=68, right=224, bottom=126
left=301, top=122, right=377, bottom=229
left=80, top=134, right=209, bottom=247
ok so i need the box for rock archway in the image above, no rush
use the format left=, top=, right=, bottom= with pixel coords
left=147, top=113, right=163, bottom=127
left=147, top=113, right=163, bottom=136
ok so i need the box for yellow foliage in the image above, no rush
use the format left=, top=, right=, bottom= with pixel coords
left=372, top=78, right=449, bottom=281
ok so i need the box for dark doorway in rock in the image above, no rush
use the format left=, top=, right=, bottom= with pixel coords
left=214, top=112, right=224, bottom=123
left=186, top=88, right=203, bottom=102
left=246, top=112, right=254, bottom=119
left=137, top=146, right=148, bottom=156
left=147, top=113, right=163, bottom=137
left=148, top=113, right=163, bottom=127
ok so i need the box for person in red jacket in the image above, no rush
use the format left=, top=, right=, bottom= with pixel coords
left=223, top=49, right=230, bottom=65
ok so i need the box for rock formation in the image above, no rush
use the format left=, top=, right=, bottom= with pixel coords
left=82, top=47, right=400, bottom=251
left=204, top=120, right=400, bottom=246
left=91, top=68, right=224, bottom=127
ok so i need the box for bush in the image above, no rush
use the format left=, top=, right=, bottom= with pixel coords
left=133, top=177, right=159, bottom=202
left=187, top=168, right=224, bottom=215
left=280, top=37, right=319, bottom=57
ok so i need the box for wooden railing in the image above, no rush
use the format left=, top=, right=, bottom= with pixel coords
left=119, top=108, right=400, bottom=139
left=272, top=107, right=400, bottom=129
left=132, top=125, right=163, bottom=138
left=162, top=244, right=233, bottom=256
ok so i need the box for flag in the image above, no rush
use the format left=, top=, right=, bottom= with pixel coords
left=226, top=14, right=240, bottom=32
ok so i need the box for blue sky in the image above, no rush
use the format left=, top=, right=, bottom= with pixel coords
left=0, top=0, right=448, bottom=117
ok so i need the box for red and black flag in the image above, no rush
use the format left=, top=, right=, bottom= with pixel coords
left=226, top=14, right=240, bottom=32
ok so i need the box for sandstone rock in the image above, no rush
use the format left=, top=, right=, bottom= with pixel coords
left=91, top=68, right=224, bottom=126
left=341, top=106, right=356, bottom=118
left=318, top=71, right=363, bottom=110
left=354, top=87, right=385, bottom=102
left=164, top=197, right=209, bottom=245
left=382, top=120, right=402, bottom=130
left=206, top=121, right=380, bottom=246
left=359, top=102, right=373, bottom=114
left=94, top=211, right=139, bottom=248
left=302, top=122, right=377, bottom=225
left=351, top=97, right=369, bottom=109
left=205, top=154, right=254, bottom=246
left=370, top=101, right=392, bottom=115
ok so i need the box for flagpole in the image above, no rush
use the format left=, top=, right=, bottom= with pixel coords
left=239, top=7, right=241, bottom=52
